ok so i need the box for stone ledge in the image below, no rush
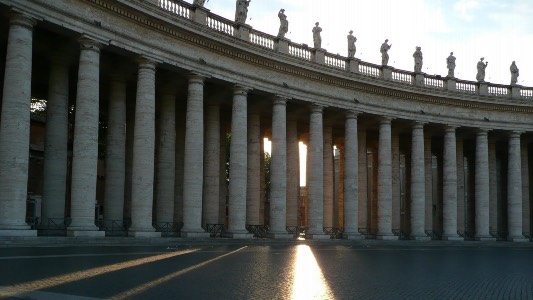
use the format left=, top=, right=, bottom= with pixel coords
left=67, top=230, right=105, bottom=237
left=0, top=230, right=37, bottom=237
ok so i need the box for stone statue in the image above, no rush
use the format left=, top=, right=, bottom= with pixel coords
left=312, top=22, right=322, bottom=49
left=476, top=57, right=488, bottom=82
left=235, top=0, right=250, bottom=24
left=277, top=9, right=288, bottom=38
left=380, top=39, right=391, bottom=66
left=446, top=52, right=456, bottom=77
left=193, top=0, right=207, bottom=6
left=413, top=46, right=423, bottom=73
left=510, top=61, right=519, bottom=85
left=347, top=30, right=357, bottom=58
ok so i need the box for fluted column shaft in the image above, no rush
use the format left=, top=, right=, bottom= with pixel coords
left=246, top=109, right=261, bottom=225
left=181, top=74, right=208, bottom=236
left=442, top=126, right=460, bottom=239
left=286, top=114, right=299, bottom=227
left=323, top=122, right=334, bottom=228
left=129, top=58, right=158, bottom=236
left=307, top=105, right=326, bottom=237
left=227, top=85, right=250, bottom=236
left=42, top=57, right=69, bottom=224
left=410, top=122, right=426, bottom=239
left=103, top=75, right=127, bottom=223
left=155, top=89, right=176, bottom=223
left=377, top=117, right=396, bottom=239
left=343, top=112, right=360, bottom=238
left=270, top=97, right=290, bottom=236
left=475, top=129, right=491, bottom=240
left=0, top=15, right=36, bottom=233
left=507, top=132, right=524, bottom=241
left=203, top=103, right=220, bottom=225
left=68, top=38, right=103, bottom=234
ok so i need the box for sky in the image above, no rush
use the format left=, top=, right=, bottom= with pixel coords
left=188, top=0, right=533, bottom=86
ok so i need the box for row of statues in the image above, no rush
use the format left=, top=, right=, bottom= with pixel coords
left=194, top=2, right=521, bottom=85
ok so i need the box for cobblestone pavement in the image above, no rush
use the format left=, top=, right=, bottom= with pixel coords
left=1, top=241, right=533, bottom=299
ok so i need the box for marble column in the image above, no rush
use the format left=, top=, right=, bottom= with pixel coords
left=343, top=111, right=361, bottom=239
left=227, top=85, right=253, bottom=238
left=0, top=14, right=37, bottom=236
left=442, top=126, right=462, bottom=240
left=323, top=122, right=334, bottom=229
left=129, top=58, right=160, bottom=237
left=377, top=117, right=397, bottom=239
left=286, top=114, right=299, bottom=227
left=474, top=129, right=494, bottom=240
left=358, top=128, right=368, bottom=231
left=269, top=96, right=292, bottom=238
left=155, top=86, right=176, bottom=224
left=507, top=132, right=527, bottom=242
left=41, top=56, right=70, bottom=227
left=307, top=105, right=329, bottom=239
left=410, top=122, right=429, bottom=240
left=246, top=107, right=261, bottom=225
left=103, top=74, right=127, bottom=225
left=203, top=102, right=220, bottom=226
left=67, top=37, right=104, bottom=237
left=181, top=73, right=209, bottom=237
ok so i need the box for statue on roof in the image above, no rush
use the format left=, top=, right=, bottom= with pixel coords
left=446, top=52, right=456, bottom=77
left=510, top=61, right=519, bottom=85
left=413, top=46, right=423, bottom=73
left=193, top=0, right=207, bottom=6
left=235, top=0, right=251, bottom=24
left=476, top=57, right=488, bottom=82
left=277, top=9, right=288, bottom=38
left=312, top=22, right=322, bottom=49
left=380, top=39, right=391, bottom=66
left=347, top=30, right=357, bottom=58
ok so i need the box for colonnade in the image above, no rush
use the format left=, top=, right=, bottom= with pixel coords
left=0, top=12, right=531, bottom=242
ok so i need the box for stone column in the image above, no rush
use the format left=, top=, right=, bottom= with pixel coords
left=129, top=58, right=160, bottom=237
left=0, top=14, right=37, bottom=236
left=41, top=56, right=70, bottom=227
left=442, top=126, right=462, bottom=240
left=227, top=85, right=253, bottom=238
left=391, top=128, right=400, bottom=232
left=343, top=111, right=361, bottom=239
left=67, top=37, right=104, bottom=237
left=377, top=117, right=397, bottom=239
left=410, top=122, right=429, bottom=240
left=323, top=122, right=334, bottom=229
left=358, top=128, right=368, bottom=231
left=269, top=96, right=292, bottom=238
left=174, top=107, right=186, bottom=226
left=219, top=124, right=228, bottom=225
left=488, top=139, right=497, bottom=236
left=181, top=73, right=209, bottom=237
left=507, top=132, right=527, bottom=242
left=474, top=129, right=494, bottom=240
left=286, top=113, right=299, bottom=227
left=103, top=74, right=127, bottom=225
left=307, top=105, right=329, bottom=239
left=521, top=143, right=530, bottom=238
left=155, top=86, right=176, bottom=224
left=246, top=107, right=261, bottom=225
left=203, top=102, right=220, bottom=226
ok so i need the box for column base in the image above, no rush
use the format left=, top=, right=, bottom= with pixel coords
left=410, top=235, right=431, bottom=241
left=181, top=231, right=211, bottom=238
left=442, top=235, right=464, bottom=241
left=306, top=234, right=330, bottom=240
left=267, top=232, right=294, bottom=239
left=508, top=236, right=529, bottom=242
left=128, top=231, right=161, bottom=238
left=343, top=233, right=363, bottom=240
left=376, top=234, right=399, bottom=240
left=0, top=229, right=37, bottom=237
left=225, top=232, right=253, bottom=239
left=67, top=230, right=105, bottom=237
left=475, top=236, right=496, bottom=241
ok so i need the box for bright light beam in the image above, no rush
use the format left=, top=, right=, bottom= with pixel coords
left=292, top=245, right=335, bottom=300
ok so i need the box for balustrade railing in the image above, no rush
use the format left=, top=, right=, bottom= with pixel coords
left=207, top=14, right=234, bottom=35
left=358, top=62, right=381, bottom=78
left=288, top=42, right=312, bottom=61
left=424, top=76, right=444, bottom=89
left=520, top=88, right=533, bottom=100
left=456, top=80, right=477, bottom=94
left=157, top=0, right=190, bottom=19
left=249, top=30, right=275, bottom=50
left=392, top=70, right=414, bottom=85
left=488, top=84, right=510, bottom=97
left=324, top=53, right=346, bottom=70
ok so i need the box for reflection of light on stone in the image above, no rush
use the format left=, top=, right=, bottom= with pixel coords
left=292, top=245, right=334, bottom=300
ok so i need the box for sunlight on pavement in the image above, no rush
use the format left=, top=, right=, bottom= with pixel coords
left=292, top=245, right=335, bottom=300
left=110, top=246, right=247, bottom=300
left=0, top=248, right=198, bottom=298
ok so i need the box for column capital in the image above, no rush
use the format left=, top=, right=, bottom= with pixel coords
left=273, top=95, right=289, bottom=106
left=188, top=72, right=207, bottom=84
left=411, top=121, right=425, bottom=129
left=136, top=56, right=157, bottom=71
left=444, top=125, right=458, bottom=133
left=476, top=128, right=491, bottom=136
left=508, top=131, right=522, bottom=139
left=78, top=36, right=102, bottom=53
left=345, top=110, right=360, bottom=119
left=9, top=13, right=37, bottom=30
left=233, top=84, right=251, bottom=95
left=379, top=115, right=393, bottom=125
left=310, top=104, right=325, bottom=113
